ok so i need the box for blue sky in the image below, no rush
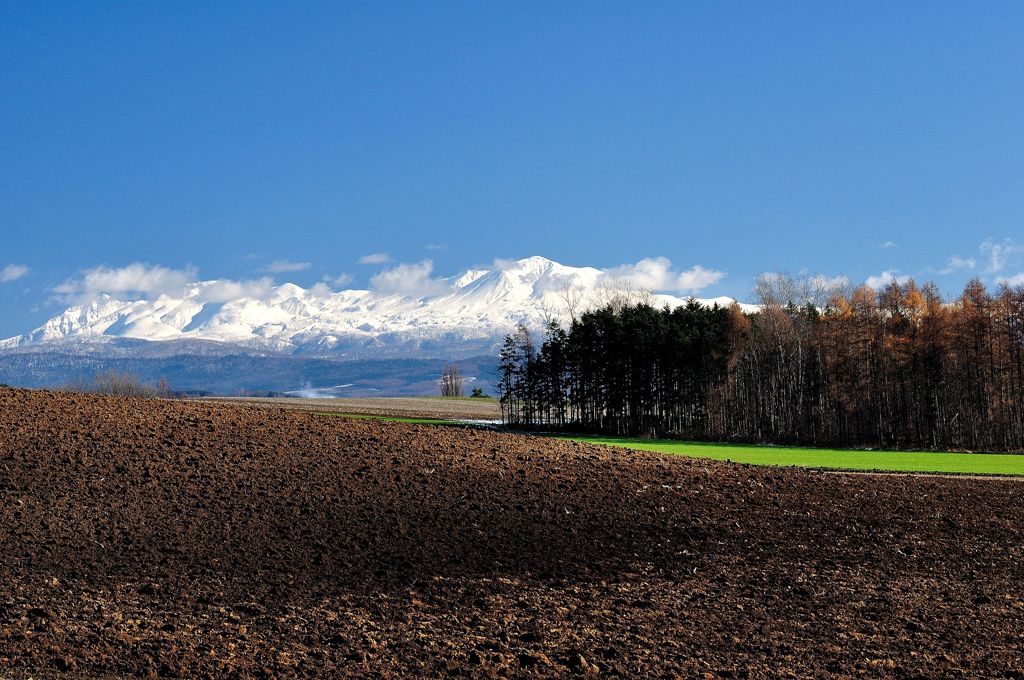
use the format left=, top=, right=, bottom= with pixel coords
left=1, top=2, right=1022, bottom=337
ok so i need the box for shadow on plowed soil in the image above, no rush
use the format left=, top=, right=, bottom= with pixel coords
left=0, top=388, right=1022, bottom=678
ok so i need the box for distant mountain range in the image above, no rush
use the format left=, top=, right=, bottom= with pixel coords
left=0, top=256, right=751, bottom=394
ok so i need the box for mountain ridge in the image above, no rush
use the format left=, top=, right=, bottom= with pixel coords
left=2, top=256, right=752, bottom=359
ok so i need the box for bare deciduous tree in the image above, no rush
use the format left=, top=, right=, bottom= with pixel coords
left=754, top=271, right=850, bottom=310
left=62, top=371, right=174, bottom=398
left=440, top=364, right=464, bottom=397
left=590, top=278, right=654, bottom=313
left=88, top=370, right=157, bottom=397
left=558, top=282, right=586, bottom=323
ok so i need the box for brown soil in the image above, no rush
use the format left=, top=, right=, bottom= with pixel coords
left=203, top=396, right=502, bottom=421
left=1, top=387, right=1022, bottom=678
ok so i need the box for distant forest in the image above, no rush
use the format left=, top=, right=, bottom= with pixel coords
left=498, top=276, right=1024, bottom=452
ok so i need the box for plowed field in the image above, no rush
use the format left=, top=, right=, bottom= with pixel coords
left=204, top=396, right=501, bottom=422
left=1, top=388, right=1022, bottom=678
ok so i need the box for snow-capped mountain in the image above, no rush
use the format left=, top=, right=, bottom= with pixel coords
left=2, top=257, right=750, bottom=359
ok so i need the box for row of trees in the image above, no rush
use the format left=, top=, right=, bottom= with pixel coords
left=65, top=370, right=175, bottom=398
left=499, top=277, right=1024, bottom=452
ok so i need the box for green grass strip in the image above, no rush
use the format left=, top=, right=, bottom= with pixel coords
left=555, top=435, right=1024, bottom=476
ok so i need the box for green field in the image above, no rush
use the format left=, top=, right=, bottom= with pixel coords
left=556, top=435, right=1024, bottom=476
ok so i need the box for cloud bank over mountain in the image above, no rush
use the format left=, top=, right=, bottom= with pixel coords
left=4, top=256, right=744, bottom=359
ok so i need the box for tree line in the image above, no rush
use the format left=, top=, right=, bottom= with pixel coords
left=498, top=276, right=1024, bottom=452
left=64, top=370, right=176, bottom=398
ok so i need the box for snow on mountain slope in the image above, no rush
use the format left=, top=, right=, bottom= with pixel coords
left=2, top=257, right=754, bottom=358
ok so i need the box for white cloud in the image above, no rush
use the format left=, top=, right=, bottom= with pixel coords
left=307, top=282, right=337, bottom=297
left=197, top=277, right=275, bottom=303
left=260, top=260, right=311, bottom=273
left=937, top=255, right=976, bottom=275
left=490, top=257, right=532, bottom=272
left=997, top=273, right=1024, bottom=287
left=0, top=264, right=29, bottom=283
left=600, top=257, right=725, bottom=294
left=370, top=260, right=450, bottom=297
left=424, top=243, right=447, bottom=251
left=53, top=263, right=198, bottom=302
left=53, top=263, right=277, bottom=304
left=865, top=270, right=911, bottom=289
left=322, top=273, right=354, bottom=288
left=881, top=241, right=898, bottom=250
left=980, top=238, right=1024, bottom=273
left=358, top=252, right=392, bottom=265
